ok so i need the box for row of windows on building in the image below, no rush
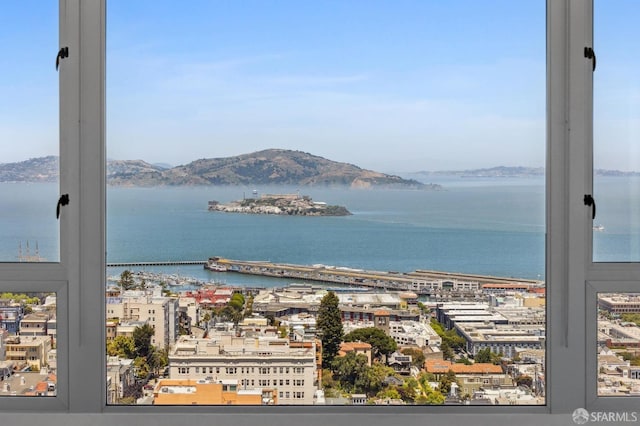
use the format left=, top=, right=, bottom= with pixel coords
left=176, top=367, right=306, bottom=377
left=250, top=379, right=305, bottom=387
left=279, top=391, right=305, bottom=399
left=177, top=366, right=306, bottom=375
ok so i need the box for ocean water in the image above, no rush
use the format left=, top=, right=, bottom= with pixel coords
left=3, top=176, right=639, bottom=285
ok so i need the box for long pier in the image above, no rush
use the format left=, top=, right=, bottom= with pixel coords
left=107, top=260, right=206, bottom=267
left=206, top=257, right=543, bottom=294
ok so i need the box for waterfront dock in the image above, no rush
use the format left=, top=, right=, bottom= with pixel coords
left=205, top=257, right=543, bottom=295
left=107, top=260, right=206, bottom=267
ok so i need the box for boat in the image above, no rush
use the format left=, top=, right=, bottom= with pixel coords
left=205, top=262, right=228, bottom=272
left=593, top=224, right=605, bottom=232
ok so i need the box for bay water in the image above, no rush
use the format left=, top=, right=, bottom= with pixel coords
left=2, top=176, right=638, bottom=287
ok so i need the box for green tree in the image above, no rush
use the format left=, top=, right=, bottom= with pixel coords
left=317, top=291, right=343, bottom=368
left=438, top=370, right=459, bottom=395
left=344, top=327, right=397, bottom=360
left=415, top=372, right=445, bottom=405
left=621, top=313, right=640, bottom=326
left=376, top=388, right=401, bottom=400
left=228, top=293, right=245, bottom=311
left=401, top=347, right=426, bottom=368
left=431, top=319, right=465, bottom=359
left=440, top=340, right=454, bottom=360
left=118, top=270, right=136, bottom=291
left=148, top=347, right=169, bottom=376
left=133, top=323, right=155, bottom=358
left=355, top=363, right=395, bottom=396
left=107, top=335, right=135, bottom=359
left=516, top=375, right=533, bottom=388
left=245, top=295, right=254, bottom=317
left=455, top=356, right=472, bottom=365
left=331, top=352, right=368, bottom=392
left=474, top=348, right=502, bottom=364
left=133, top=356, right=150, bottom=379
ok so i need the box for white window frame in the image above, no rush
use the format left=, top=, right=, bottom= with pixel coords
left=5, top=0, right=638, bottom=425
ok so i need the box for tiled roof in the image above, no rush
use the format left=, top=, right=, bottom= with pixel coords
left=424, top=359, right=503, bottom=374
left=341, top=342, right=372, bottom=351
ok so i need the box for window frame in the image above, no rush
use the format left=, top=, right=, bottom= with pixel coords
left=6, top=0, right=639, bottom=424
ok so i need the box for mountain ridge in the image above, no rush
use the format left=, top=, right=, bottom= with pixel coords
left=3, top=154, right=639, bottom=185
left=0, top=150, right=434, bottom=189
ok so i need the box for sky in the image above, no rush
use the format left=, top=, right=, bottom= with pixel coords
left=1, top=1, right=638, bottom=173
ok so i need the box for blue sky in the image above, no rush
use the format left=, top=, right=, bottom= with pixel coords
left=1, top=1, right=638, bottom=172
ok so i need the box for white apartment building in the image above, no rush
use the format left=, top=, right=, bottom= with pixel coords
left=168, top=333, right=318, bottom=405
left=343, top=319, right=442, bottom=348
left=389, top=320, right=442, bottom=348
left=106, top=290, right=179, bottom=348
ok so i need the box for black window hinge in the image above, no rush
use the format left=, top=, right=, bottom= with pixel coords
left=584, top=47, right=596, bottom=71
left=584, top=194, right=596, bottom=220
left=56, top=194, right=69, bottom=219
left=56, top=46, right=69, bottom=71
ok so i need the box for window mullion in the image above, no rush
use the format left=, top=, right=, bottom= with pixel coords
left=64, top=0, right=106, bottom=413
left=547, top=0, right=593, bottom=414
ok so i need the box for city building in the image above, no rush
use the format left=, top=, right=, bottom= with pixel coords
left=387, top=351, right=412, bottom=375
left=0, top=300, right=22, bottom=334
left=389, top=320, right=442, bottom=348
left=153, top=379, right=277, bottom=405
left=599, top=294, right=640, bottom=314
left=424, top=360, right=513, bottom=396
left=407, top=279, right=480, bottom=293
left=106, top=356, right=136, bottom=404
left=338, top=342, right=372, bottom=366
left=4, top=335, right=52, bottom=371
left=598, top=319, right=640, bottom=349
left=19, top=312, right=52, bottom=337
left=106, top=290, right=179, bottom=348
left=168, top=333, right=318, bottom=404
left=436, top=303, right=504, bottom=329
left=454, top=322, right=545, bottom=358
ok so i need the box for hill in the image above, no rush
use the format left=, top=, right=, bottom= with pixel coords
left=151, top=149, right=431, bottom=189
left=1, top=150, right=435, bottom=189
left=0, top=156, right=59, bottom=182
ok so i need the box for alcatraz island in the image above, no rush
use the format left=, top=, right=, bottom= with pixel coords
left=208, top=193, right=352, bottom=216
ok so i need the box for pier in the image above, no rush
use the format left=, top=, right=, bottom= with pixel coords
left=205, top=257, right=543, bottom=295
left=107, top=260, right=206, bottom=267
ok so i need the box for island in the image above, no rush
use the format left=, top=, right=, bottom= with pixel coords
left=208, top=193, right=351, bottom=216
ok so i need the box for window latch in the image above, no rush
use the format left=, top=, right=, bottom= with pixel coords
left=56, top=46, right=69, bottom=71
left=583, top=194, right=596, bottom=220
left=584, top=47, right=596, bottom=71
left=56, top=194, right=69, bottom=219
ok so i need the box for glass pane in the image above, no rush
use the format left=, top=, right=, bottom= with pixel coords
left=593, top=1, right=640, bottom=262
left=0, top=291, right=58, bottom=397
left=0, top=3, right=60, bottom=262
left=597, top=293, right=640, bottom=396
left=107, top=1, right=545, bottom=405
